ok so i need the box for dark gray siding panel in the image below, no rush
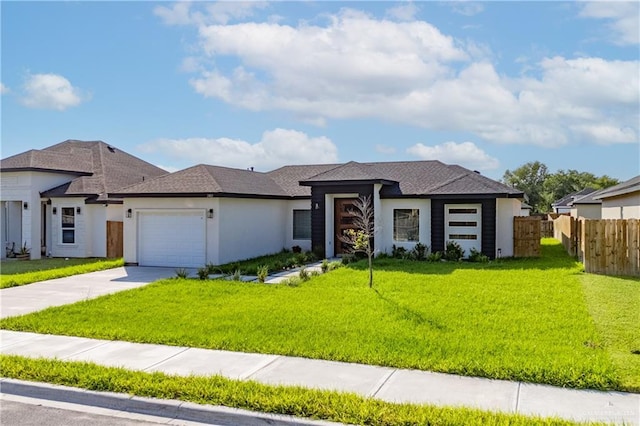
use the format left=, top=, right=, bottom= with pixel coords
left=309, top=184, right=374, bottom=255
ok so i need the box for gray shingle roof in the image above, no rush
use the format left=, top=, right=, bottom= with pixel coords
left=593, top=175, right=640, bottom=200
left=114, top=164, right=290, bottom=197
left=2, top=140, right=167, bottom=202
left=552, top=188, right=597, bottom=208
left=115, top=160, right=522, bottom=199
left=570, top=190, right=603, bottom=205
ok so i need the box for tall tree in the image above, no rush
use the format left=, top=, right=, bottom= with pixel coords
left=502, top=161, right=549, bottom=213
left=338, top=195, right=375, bottom=288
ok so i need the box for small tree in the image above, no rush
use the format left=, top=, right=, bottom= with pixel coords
left=338, top=195, right=375, bottom=288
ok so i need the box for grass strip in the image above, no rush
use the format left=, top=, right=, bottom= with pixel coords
left=0, top=258, right=124, bottom=289
left=579, top=273, right=640, bottom=392
left=0, top=355, right=586, bottom=426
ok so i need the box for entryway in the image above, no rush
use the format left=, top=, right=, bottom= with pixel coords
left=334, top=198, right=358, bottom=256
left=444, top=204, right=482, bottom=256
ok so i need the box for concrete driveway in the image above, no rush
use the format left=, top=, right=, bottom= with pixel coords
left=0, top=267, right=177, bottom=319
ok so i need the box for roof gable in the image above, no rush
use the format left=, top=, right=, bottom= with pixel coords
left=593, top=175, right=640, bottom=200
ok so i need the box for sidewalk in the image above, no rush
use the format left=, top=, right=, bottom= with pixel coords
left=1, top=330, right=638, bottom=424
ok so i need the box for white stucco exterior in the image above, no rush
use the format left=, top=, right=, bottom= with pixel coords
left=495, top=198, right=520, bottom=258
left=600, top=192, right=640, bottom=219
left=379, top=198, right=431, bottom=255
left=123, top=197, right=312, bottom=267
left=1, top=171, right=81, bottom=259
left=570, top=204, right=602, bottom=219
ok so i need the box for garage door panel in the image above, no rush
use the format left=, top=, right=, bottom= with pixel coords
left=138, top=211, right=206, bottom=268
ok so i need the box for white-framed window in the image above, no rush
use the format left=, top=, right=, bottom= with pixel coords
left=61, top=207, right=75, bottom=244
left=394, top=209, right=419, bottom=241
left=293, top=209, right=311, bottom=240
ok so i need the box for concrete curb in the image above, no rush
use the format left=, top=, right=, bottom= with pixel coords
left=0, top=378, right=342, bottom=426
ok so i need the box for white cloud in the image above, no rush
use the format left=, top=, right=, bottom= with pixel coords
left=156, top=164, right=180, bottom=173
left=153, top=2, right=194, bottom=26
left=386, top=2, right=419, bottom=22
left=154, top=1, right=267, bottom=26
left=21, top=73, right=85, bottom=111
left=450, top=1, right=484, bottom=17
left=579, top=1, right=639, bottom=45
left=0, top=83, right=8, bottom=94
left=139, top=128, right=338, bottom=171
left=170, top=5, right=638, bottom=147
left=407, top=141, right=499, bottom=170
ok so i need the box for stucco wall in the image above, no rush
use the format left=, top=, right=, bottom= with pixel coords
left=601, top=192, right=640, bottom=219
left=50, top=198, right=89, bottom=258
left=285, top=199, right=312, bottom=252
left=122, top=198, right=220, bottom=265
left=379, top=198, right=431, bottom=255
left=218, top=198, right=287, bottom=264
left=571, top=204, right=601, bottom=219
left=495, top=198, right=520, bottom=258
left=1, top=171, right=78, bottom=259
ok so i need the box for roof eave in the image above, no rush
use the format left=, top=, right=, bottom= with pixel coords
left=1, top=167, right=91, bottom=176
left=299, top=179, right=397, bottom=187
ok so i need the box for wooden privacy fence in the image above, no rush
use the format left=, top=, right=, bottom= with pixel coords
left=541, top=220, right=554, bottom=238
left=552, top=215, right=640, bottom=276
left=580, top=219, right=639, bottom=276
left=107, top=221, right=123, bottom=258
left=513, top=216, right=541, bottom=257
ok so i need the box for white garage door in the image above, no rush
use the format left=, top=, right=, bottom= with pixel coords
left=445, top=204, right=482, bottom=257
left=138, top=211, right=206, bottom=268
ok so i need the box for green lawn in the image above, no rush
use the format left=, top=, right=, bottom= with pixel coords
left=0, top=356, right=580, bottom=426
left=0, top=258, right=124, bottom=288
left=1, top=240, right=637, bottom=391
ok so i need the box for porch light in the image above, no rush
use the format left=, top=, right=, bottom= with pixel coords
left=126, top=208, right=132, bottom=218
left=207, top=208, right=214, bottom=219
left=76, top=207, right=81, bottom=214
left=497, top=248, right=502, bottom=258
left=52, top=207, right=57, bottom=215
left=314, top=202, right=319, bottom=210
left=23, top=202, right=28, bottom=210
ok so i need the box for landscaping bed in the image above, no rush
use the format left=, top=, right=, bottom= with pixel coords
left=1, top=240, right=637, bottom=391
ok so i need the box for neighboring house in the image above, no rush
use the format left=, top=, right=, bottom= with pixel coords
left=0, top=140, right=167, bottom=259
left=551, top=188, right=597, bottom=215
left=520, top=202, right=532, bottom=216
left=593, top=175, right=640, bottom=219
left=569, top=191, right=602, bottom=219
left=112, top=160, right=524, bottom=267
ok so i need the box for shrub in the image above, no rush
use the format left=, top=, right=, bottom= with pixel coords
left=327, top=261, right=343, bottom=271
left=444, top=241, right=464, bottom=262
left=468, top=248, right=489, bottom=263
left=196, top=267, right=209, bottom=280
left=174, top=268, right=189, bottom=279
left=292, top=245, right=302, bottom=253
left=320, top=259, right=329, bottom=273
left=426, top=251, right=443, bottom=262
left=293, top=253, right=307, bottom=266
left=257, top=265, right=269, bottom=283
left=299, top=267, right=310, bottom=281
left=232, top=269, right=242, bottom=281
left=410, top=242, right=428, bottom=261
left=391, top=245, right=407, bottom=259
left=303, top=251, right=317, bottom=263
left=205, top=263, right=217, bottom=275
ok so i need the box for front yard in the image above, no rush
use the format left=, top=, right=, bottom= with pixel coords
left=0, top=257, right=124, bottom=288
left=1, top=239, right=638, bottom=391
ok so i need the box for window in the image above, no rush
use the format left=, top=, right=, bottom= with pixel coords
left=394, top=209, right=419, bottom=241
left=449, top=208, right=477, bottom=214
left=293, top=209, right=311, bottom=240
left=61, top=207, right=75, bottom=244
left=448, top=221, right=477, bottom=227
left=449, top=234, right=477, bottom=240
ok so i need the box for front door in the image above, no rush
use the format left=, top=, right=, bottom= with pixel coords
left=334, top=198, right=358, bottom=256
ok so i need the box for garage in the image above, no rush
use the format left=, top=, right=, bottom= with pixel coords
left=137, top=211, right=206, bottom=268
left=444, top=204, right=482, bottom=256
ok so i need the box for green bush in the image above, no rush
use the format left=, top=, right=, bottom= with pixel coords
left=426, top=251, right=443, bottom=262
left=468, top=248, right=489, bottom=263
left=196, top=267, right=209, bottom=280
left=444, top=241, right=464, bottom=262
left=257, top=265, right=269, bottom=283
left=410, top=242, right=428, bottom=260
left=321, top=259, right=329, bottom=273
left=174, top=268, right=189, bottom=279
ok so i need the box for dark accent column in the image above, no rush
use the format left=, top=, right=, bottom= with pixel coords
left=431, top=199, right=445, bottom=253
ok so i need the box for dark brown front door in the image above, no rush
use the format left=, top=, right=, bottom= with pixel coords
left=334, top=198, right=358, bottom=256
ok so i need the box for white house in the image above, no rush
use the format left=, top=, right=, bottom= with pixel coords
left=112, top=160, right=524, bottom=267
left=0, top=140, right=166, bottom=259
left=3, top=140, right=526, bottom=267
left=593, top=176, right=640, bottom=219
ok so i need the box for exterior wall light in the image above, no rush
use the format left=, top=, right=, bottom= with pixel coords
left=52, top=207, right=57, bottom=215
left=314, top=202, right=319, bottom=210
left=76, top=207, right=82, bottom=214
left=207, top=208, right=214, bottom=219
left=126, top=208, right=132, bottom=218
left=23, top=202, right=28, bottom=210
left=497, top=248, right=502, bottom=258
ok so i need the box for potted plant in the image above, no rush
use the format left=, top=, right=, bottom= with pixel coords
left=15, top=242, right=30, bottom=260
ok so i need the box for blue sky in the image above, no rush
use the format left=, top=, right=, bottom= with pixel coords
left=2, top=1, right=639, bottom=181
